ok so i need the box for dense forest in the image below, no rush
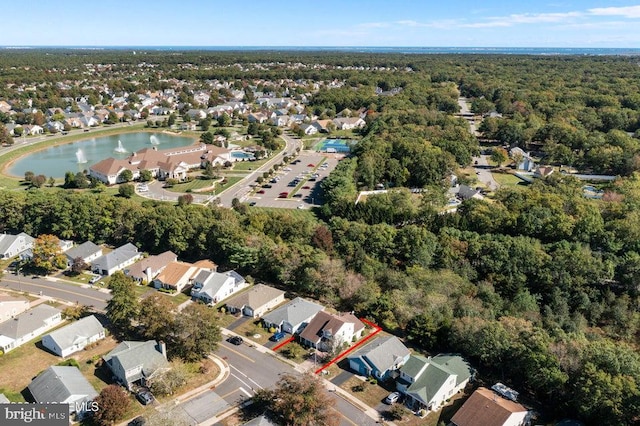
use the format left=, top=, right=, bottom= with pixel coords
left=1, top=50, right=640, bottom=424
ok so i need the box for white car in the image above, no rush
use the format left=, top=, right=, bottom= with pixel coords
left=384, top=392, right=401, bottom=404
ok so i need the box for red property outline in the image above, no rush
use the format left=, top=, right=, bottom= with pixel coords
left=272, top=335, right=295, bottom=351
left=314, top=317, right=381, bottom=375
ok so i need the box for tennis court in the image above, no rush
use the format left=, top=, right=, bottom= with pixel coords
left=314, top=139, right=352, bottom=153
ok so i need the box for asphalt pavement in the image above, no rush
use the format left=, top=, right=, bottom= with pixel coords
left=1, top=274, right=110, bottom=311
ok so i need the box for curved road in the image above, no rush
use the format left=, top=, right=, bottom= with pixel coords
left=1, top=274, right=110, bottom=311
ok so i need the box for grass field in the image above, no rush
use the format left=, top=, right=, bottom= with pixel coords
left=165, top=177, right=218, bottom=194
left=493, top=171, right=529, bottom=188
left=232, top=158, right=270, bottom=171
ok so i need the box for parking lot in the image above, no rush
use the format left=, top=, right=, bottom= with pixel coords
left=246, top=152, right=342, bottom=209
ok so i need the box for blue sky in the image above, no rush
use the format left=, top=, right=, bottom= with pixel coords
left=5, top=0, right=640, bottom=47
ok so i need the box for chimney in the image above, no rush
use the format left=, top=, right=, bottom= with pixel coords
left=158, top=341, right=167, bottom=358
left=145, top=267, right=152, bottom=284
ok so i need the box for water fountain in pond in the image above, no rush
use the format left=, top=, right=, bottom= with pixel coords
left=114, top=140, right=127, bottom=153
left=76, top=149, right=87, bottom=164
left=150, top=134, right=160, bottom=145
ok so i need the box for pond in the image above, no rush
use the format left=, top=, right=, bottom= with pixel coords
left=8, top=132, right=196, bottom=178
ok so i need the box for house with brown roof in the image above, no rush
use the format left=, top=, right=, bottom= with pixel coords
left=451, top=387, right=530, bottom=426
left=89, top=143, right=231, bottom=185
left=152, top=261, right=200, bottom=293
left=224, top=284, right=285, bottom=318
left=125, top=251, right=177, bottom=283
left=299, top=311, right=365, bottom=352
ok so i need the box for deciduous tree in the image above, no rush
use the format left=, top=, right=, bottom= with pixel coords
left=92, top=385, right=130, bottom=426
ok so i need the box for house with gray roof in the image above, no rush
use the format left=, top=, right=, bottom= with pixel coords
left=28, top=366, right=97, bottom=417
left=224, top=284, right=285, bottom=318
left=92, top=243, right=142, bottom=276
left=243, top=415, right=278, bottom=426
left=348, top=336, right=410, bottom=380
left=125, top=250, right=177, bottom=283
left=41, top=315, right=105, bottom=357
left=103, top=340, right=169, bottom=390
left=0, top=304, right=63, bottom=353
left=396, top=354, right=473, bottom=413
left=0, top=292, right=30, bottom=324
left=191, top=270, right=248, bottom=305
left=262, top=297, right=324, bottom=334
left=0, top=232, right=35, bottom=260
left=65, top=241, right=103, bottom=268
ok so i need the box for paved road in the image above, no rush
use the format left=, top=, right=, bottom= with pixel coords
left=458, top=97, right=499, bottom=191
left=0, top=274, right=110, bottom=311
left=179, top=338, right=378, bottom=426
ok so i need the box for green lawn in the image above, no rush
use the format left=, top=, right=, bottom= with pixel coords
left=493, top=171, right=529, bottom=188
left=213, top=176, right=243, bottom=195
left=232, top=158, right=270, bottom=171
left=165, top=178, right=218, bottom=194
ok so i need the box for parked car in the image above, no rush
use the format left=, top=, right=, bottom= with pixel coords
left=228, top=336, right=244, bottom=345
left=257, top=190, right=265, bottom=194
left=262, top=184, right=272, bottom=188
left=136, top=390, right=154, bottom=405
left=249, top=202, right=257, bottom=206
left=89, top=275, right=101, bottom=284
left=307, top=163, right=315, bottom=167
left=302, top=186, right=310, bottom=189
left=128, top=416, right=146, bottom=426
left=270, top=331, right=287, bottom=342
left=384, top=392, right=401, bottom=404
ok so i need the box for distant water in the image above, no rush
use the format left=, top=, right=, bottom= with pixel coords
left=3, top=46, right=640, bottom=56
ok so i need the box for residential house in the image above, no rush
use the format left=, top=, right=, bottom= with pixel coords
left=103, top=340, right=169, bottom=390
left=396, top=354, right=473, bottom=413
left=510, top=147, right=535, bottom=172
left=22, top=124, right=44, bottom=135
left=152, top=260, right=200, bottom=293
left=534, top=166, right=554, bottom=178
left=190, top=270, right=247, bottom=305
left=28, top=366, right=98, bottom=418
left=248, top=112, right=268, bottom=124
left=45, top=121, right=65, bottom=133
left=262, top=297, right=324, bottom=334
left=299, top=311, right=365, bottom=352
left=450, top=387, right=531, bottom=426
left=59, top=239, right=74, bottom=252
left=332, top=117, right=365, bottom=130
left=0, top=292, right=30, bottom=323
left=126, top=251, right=177, bottom=283
left=41, top=315, right=105, bottom=357
left=449, top=184, right=484, bottom=201
left=0, top=304, right=63, bottom=353
left=243, top=415, right=278, bottom=426
left=224, top=284, right=285, bottom=318
left=0, top=232, right=35, bottom=259
left=65, top=241, right=103, bottom=268
left=312, top=119, right=332, bottom=133
left=91, top=243, right=142, bottom=276
left=348, top=336, right=410, bottom=380
left=180, top=122, right=197, bottom=131
left=300, top=123, right=318, bottom=135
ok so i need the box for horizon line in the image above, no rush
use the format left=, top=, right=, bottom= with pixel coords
left=2, top=45, right=639, bottom=49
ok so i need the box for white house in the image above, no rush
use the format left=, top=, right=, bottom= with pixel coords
left=332, top=117, right=365, bottom=130
left=41, top=315, right=105, bottom=357
left=190, top=270, right=247, bottom=305
left=262, top=297, right=325, bottom=334
left=0, top=232, right=35, bottom=259
left=396, top=354, right=473, bottom=413
left=92, top=243, right=142, bottom=276
left=224, top=284, right=285, bottom=318
left=103, top=340, right=169, bottom=390
left=0, top=304, right=63, bottom=353
left=299, top=311, right=365, bottom=352
left=65, top=241, right=103, bottom=268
